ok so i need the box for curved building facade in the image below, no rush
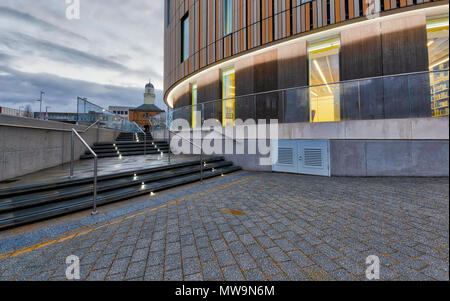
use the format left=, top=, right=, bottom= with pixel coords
left=163, top=0, right=449, bottom=176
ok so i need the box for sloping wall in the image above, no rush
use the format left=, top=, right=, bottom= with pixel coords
left=0, top=115, right=120, bottom=181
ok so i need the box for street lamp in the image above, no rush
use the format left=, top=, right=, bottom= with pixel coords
left=36, top=90, right=44, bottom=120
left=19, top=106, right=24, bottom=117
left=45, top=106, right=51, bottom=120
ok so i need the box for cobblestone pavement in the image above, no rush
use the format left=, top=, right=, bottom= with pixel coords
left=0, top=172, right=448, bottom=281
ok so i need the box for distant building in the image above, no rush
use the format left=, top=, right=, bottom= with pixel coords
left=108, top=106, right=132, bottom=120
left=34, top=112, right=78, bottom=123
left=129, top=81, right=165, bottom=131
left=0, top=106, right=32, bottom=118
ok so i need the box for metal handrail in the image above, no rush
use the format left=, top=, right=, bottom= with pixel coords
left=70, top=129, right=98, bottom=216
left=132, top=122, right=147, bottom=156
left=155, top=119, right=205, bottom=184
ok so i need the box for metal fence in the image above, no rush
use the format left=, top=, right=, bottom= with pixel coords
left=77, top=97, right=141, bottom=132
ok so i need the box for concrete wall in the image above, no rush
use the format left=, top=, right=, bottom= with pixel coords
left=0, top=115, right=120, bottom=181
left=330, top=140, right=449, bottom=177
left=154, top=117, right=449, bottom=176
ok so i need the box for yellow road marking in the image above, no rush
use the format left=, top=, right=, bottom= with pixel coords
left=0, top=175, right=252, bottom=259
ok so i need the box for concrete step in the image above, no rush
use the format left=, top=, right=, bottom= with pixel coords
left=0, top=157, right=225, bottom=198
left=0, top=160, right=233, bottom=214
left=0, top=157, right=240, bottom=229
left=80, top=149, right=170, bottom=159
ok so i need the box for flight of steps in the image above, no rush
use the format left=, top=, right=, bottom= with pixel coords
left=0, top=157, right=241, bottom=230
left=81, top=132, right=170, bottom=160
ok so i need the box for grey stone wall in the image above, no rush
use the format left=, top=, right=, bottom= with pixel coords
left=330, top=140, right=449, bottom=177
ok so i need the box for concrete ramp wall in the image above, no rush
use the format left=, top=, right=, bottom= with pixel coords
left=0, top=115, right=121, bottom=181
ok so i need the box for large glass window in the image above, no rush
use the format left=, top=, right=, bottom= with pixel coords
left=308, top=37, right=340, bottom=123
left=181, top=14, right=189, bottom=63
left=191, top=83, right=198, bottom=128
left=427, top=17, right=449, bottom=118
left=222, top=67, right=235, bottom=126
left=224, top=0, right=233, bottom=36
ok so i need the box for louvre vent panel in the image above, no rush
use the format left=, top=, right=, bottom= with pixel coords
left=272, top=140, right=329, bottom=177
left=278, top=148, right=293, bottom=165
left=304, top=148, right=323, bottom=168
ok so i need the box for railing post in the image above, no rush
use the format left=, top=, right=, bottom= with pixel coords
left=200, top=103, right=204, bottom=184
left=70, top=130, right=74, bottom=179
left=144, top=132, right=147, bottom=155
left=168, top=128, right=171, bottom=164
left=92, top=155, right=98, bottom=215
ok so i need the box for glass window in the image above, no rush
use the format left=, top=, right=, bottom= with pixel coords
left=181, top=14, right=189, bottom=63
left=166, top=0, right=170, bottom=28
left=222, top=67, right=235, bottom=126
left=308, top=37, right=340, bottom=123
left=191, top=83, right=198, bottom=128
left=224, top=0, right=233, bottom=36
left=427, top=17, right=449, bottom=118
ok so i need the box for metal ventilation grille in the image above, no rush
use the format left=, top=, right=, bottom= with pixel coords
left=277, top=147, right=293, bottom=165
left=304, top=148, right=323, bottom=168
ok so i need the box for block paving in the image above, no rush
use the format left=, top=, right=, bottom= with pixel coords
left=0, top=172, right=448, bottom=281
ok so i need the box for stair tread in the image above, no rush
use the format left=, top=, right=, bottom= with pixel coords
left=0, top=165, right=240, bottom=229
left=0, top=161, right=233, bottom=213
left=0, top=156, right=226, bottom=198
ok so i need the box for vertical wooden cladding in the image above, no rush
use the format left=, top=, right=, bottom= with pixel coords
left=261, top=0, right=274, bottom=44
left=164, top=0, right=438, bottom=96
left=274, top=0, right=292, bottom=40
left=233, top=0, right=247, bottom=54
left=247, top=0, right=262, bottom=49
left=208, top=0, right=216, bottom=64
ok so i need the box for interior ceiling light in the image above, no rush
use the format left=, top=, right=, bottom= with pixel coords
left=430, top=57, right=449, bottom=69
left=313, top=60, right=332, bottom=94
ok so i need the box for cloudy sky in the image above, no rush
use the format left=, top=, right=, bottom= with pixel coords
left=0, top=0, right=166, bottom=113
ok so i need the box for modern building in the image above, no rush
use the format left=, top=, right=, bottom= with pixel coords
left=0, top=106, right=32, bottom=118
left=33, top=112, right=78, bottom=123
left=108, top=106, right=133, bottom=120
left=163, top=0, right=449, bottom=176
left=130, top=81, right=165, bottom=130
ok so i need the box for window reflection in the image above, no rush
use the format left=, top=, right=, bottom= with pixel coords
left=181, top=14, right=189, bottom=62
left=191, top=83, right=198, bottom=128
left=308, top=38, right=340, bottom=123
left=222, top=67, right=235, bottom=126
left=427, top=17, right=449, bottom=118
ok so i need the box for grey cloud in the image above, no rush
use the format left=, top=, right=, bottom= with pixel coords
left=0, top=67, right=166, bottom=113
left=0, top=5, right=88, bottom=41
left=0, top=1, right=165, bottom=111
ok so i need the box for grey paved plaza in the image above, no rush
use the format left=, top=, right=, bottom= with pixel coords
left=0, top=172, right=448, bottom=281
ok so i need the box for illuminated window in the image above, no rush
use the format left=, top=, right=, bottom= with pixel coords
left=222, top=67, right=235, bottom=126
left=224, top=0, right=233, bottom=36
left=191, top=83, right=198, bottom=128
left=181, top=14, right=189, bottom=63
left=308, top=37, right=340, bottom=123
left=427, top=17, right=449, bottom=118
